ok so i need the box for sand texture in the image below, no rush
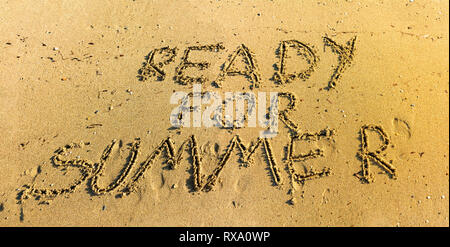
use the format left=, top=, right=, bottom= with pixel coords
left=0, top=0, right=448, bottom=226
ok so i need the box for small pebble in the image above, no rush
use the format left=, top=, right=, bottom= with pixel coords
left=441, top=195, right=445, bottom=199
left=288, top=198, right=296, bottom=205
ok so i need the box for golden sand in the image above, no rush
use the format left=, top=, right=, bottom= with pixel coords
left=0, top=0, right=448, bottom=226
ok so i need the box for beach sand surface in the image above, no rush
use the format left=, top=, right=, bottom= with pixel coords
left=0, top=0, right=448, bottom=226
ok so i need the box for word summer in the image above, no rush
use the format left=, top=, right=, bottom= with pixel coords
left=18, top=124, right=397, bottom=204
left=138, top=36, right=357, bottom=89
left=170, top=84, right=279, bottom=138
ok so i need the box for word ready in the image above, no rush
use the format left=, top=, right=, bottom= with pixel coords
left=138, top=37, right=357, bottom=89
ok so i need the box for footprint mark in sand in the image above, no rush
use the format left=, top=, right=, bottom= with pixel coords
left=392, top=118, right=411, bottom=139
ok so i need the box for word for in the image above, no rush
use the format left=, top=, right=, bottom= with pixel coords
left=170, top=84, right=279, bottom=138
left=138, top=37, right=357, bottom=89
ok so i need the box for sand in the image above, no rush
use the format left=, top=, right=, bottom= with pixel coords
left=0, top=0, right=448, bottom=227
